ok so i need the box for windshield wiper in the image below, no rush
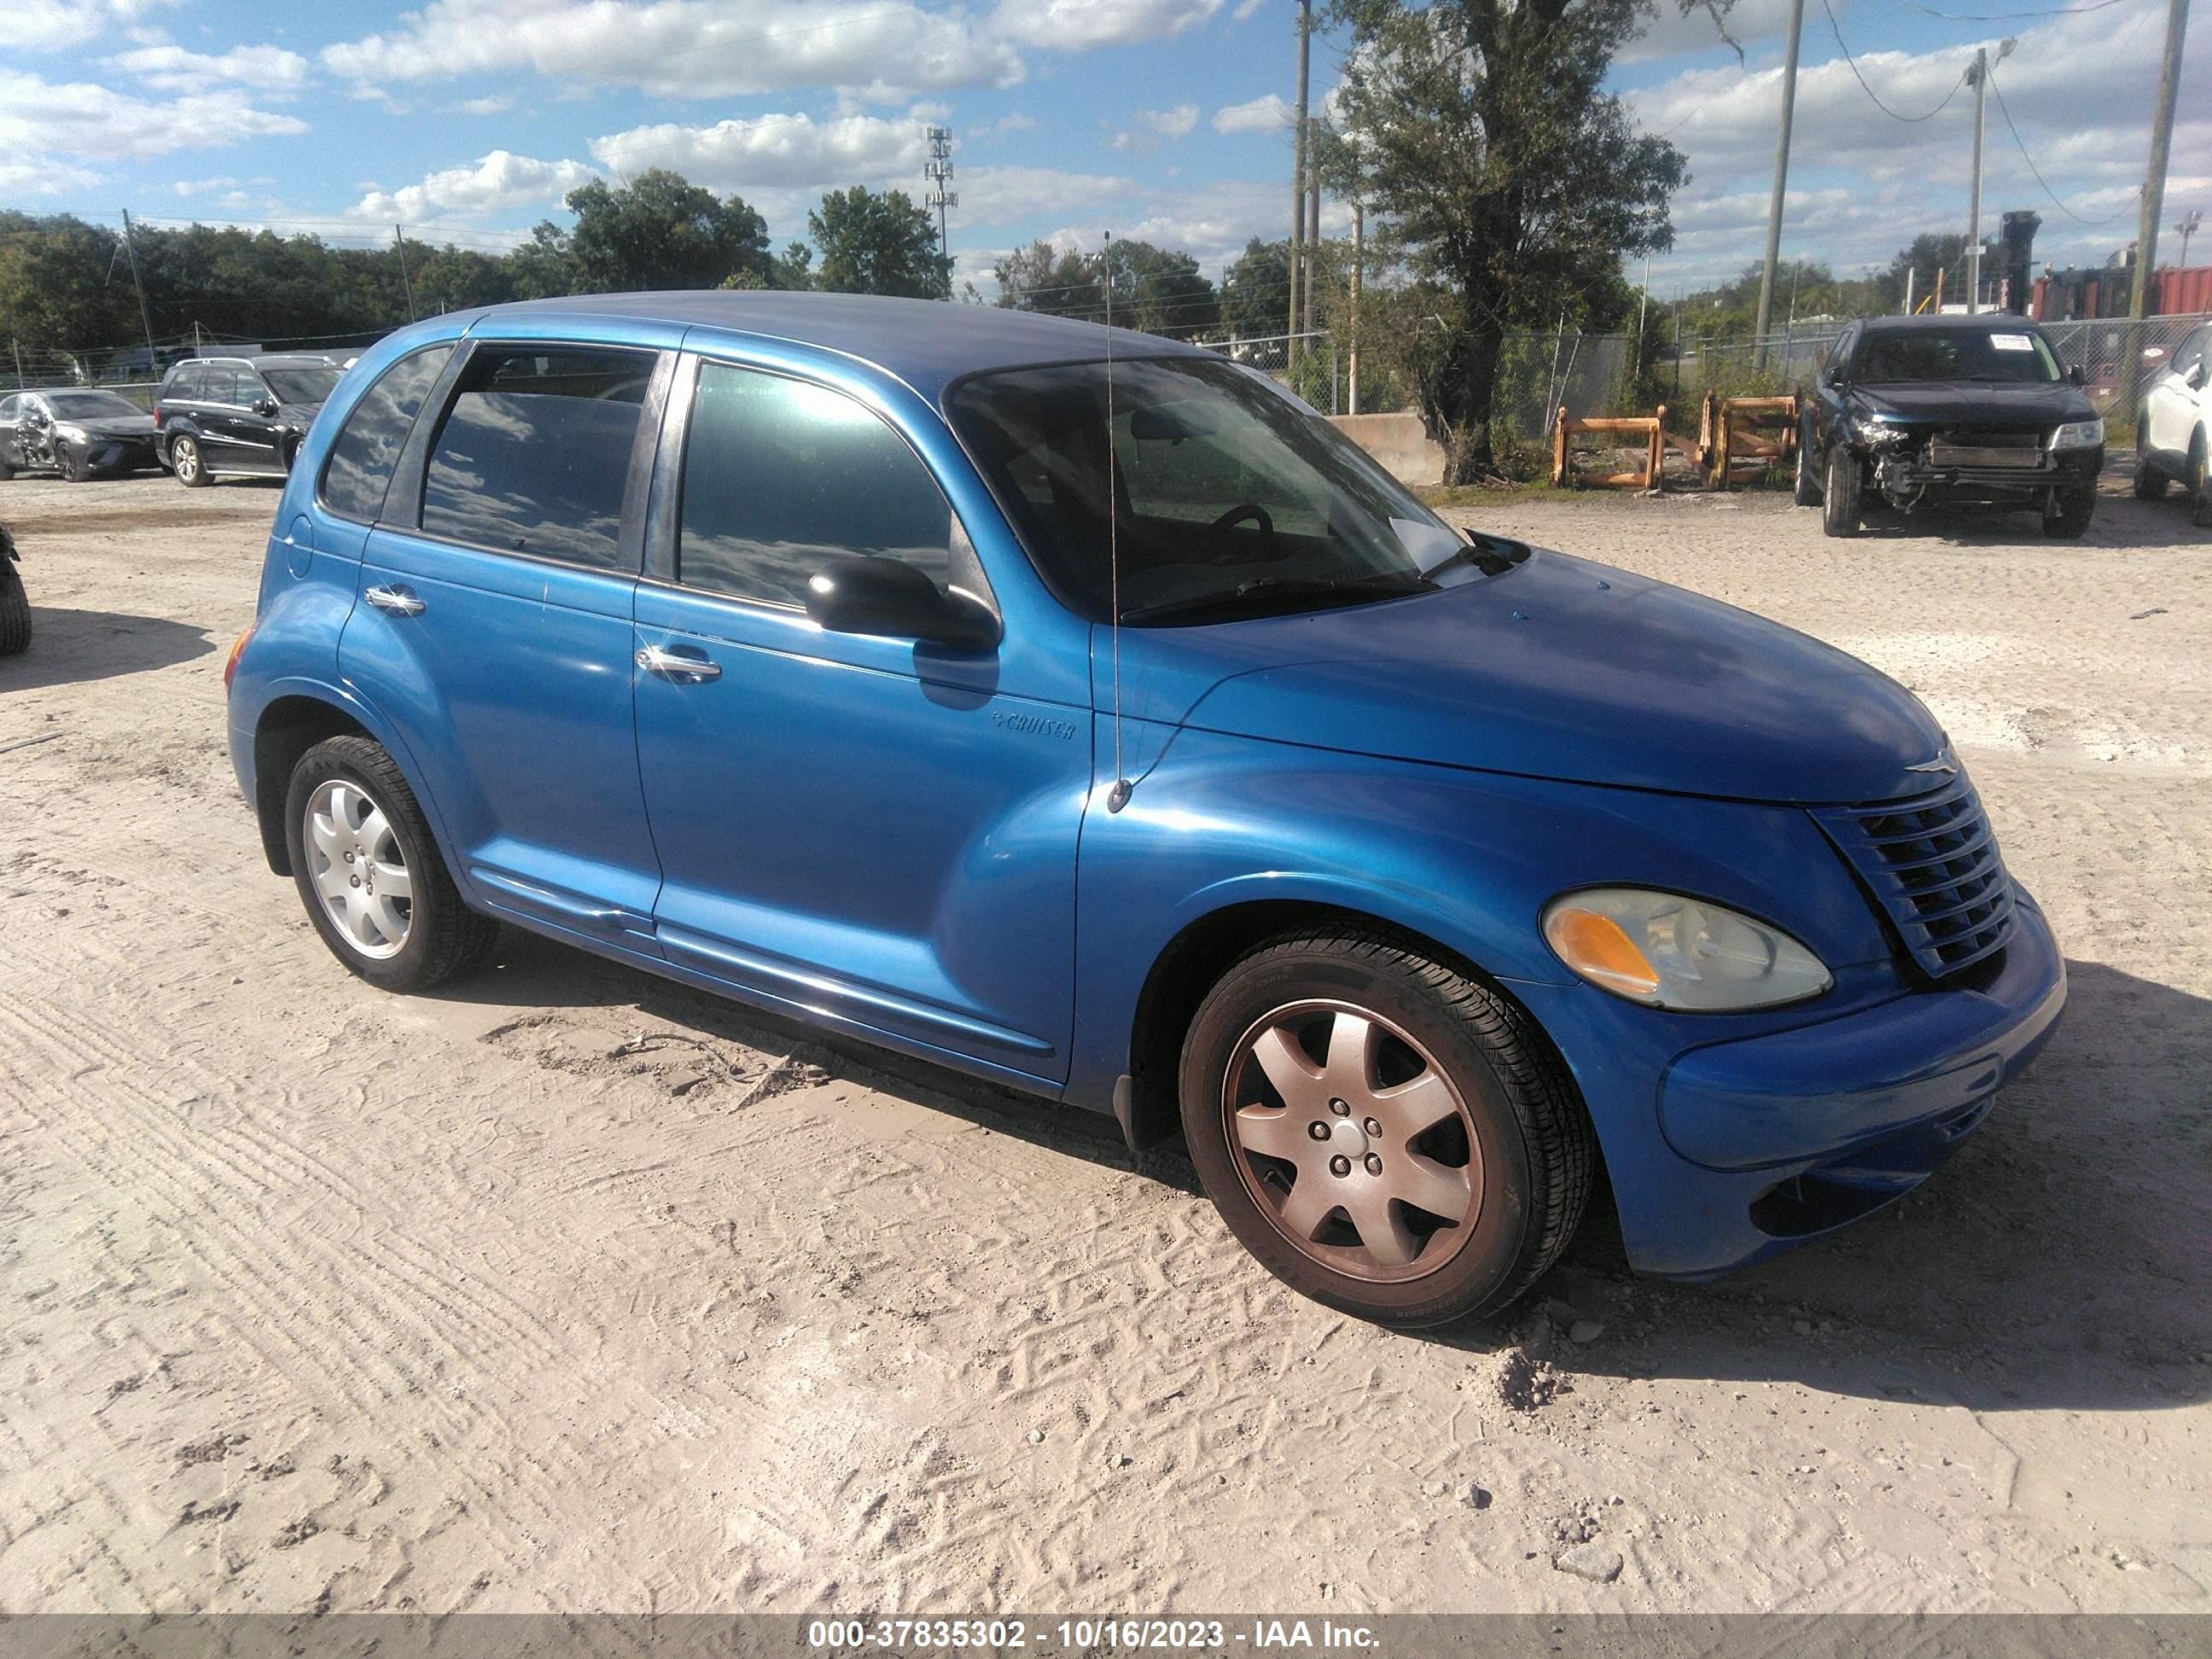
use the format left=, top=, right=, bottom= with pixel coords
left=1421, top=527, right=1530, bottom=579
left=1119, top=570, right=1432, bottom=625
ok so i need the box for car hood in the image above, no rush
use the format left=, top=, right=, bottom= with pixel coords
left=64, top=413, right=156, bottom=439
left=1115, top=550, right=1948, bottom=806
left=1847, top=381, right=2094, bottom=427
left=277, top=399, right=324, bottom=428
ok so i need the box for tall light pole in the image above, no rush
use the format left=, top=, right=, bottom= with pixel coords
left=1965, top=38, right=2016, bottom=315
left=924, top=126, right=958, bottom=283
left=2179, top=208, right=2204, bottom=267
left=1289, top=0, right=1312, bottom=366
left=1752, top=0, right=1807, bottom=367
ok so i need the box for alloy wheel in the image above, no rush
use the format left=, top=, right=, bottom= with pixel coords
left=1222, top=999, right=1484, bottom=1282
left=173, top=439, right=199, bottom=483
left=304, top=778, right=412, bottom=959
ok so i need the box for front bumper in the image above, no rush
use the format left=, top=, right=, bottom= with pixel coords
left=1516, top=888, right=2065, bottom=1278
left=1872, top=444, right=2101, bottom=506
left=79, top=437, right=159, bottom=473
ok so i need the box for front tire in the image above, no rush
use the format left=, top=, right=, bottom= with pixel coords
left=1822, top=446, right=1861, bottom=538
left=0, top=561, right=29, bottom=656
left=170, top=434, right=210, bottom=488
left=2191, top=435, right=2212, bottom=529
left=2132, top=415, right=2166, bottom=500
left=283, top=736, right=498, bottom=992
left=54, top=441, right=85, bottom=483
left=2044, top=486, right=2095, bottom=538
left=1793, top=418, right=1822, bottom=506
left=1179, top=929, right=1595, bottom=1329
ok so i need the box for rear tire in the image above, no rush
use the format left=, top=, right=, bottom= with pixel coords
left=1179, top=928, right=1594, bottom=1329
left=170, top=434, right=210, bottom=488
left=1793, top=418, right=1822, bottom=506
left=0, top=560, right=29, bottom=656
left=2191, top=434, right=2212, bottom=529
left=283, top=736, right=498, bottom=993
left=1822, top=447, right=1861, bottom=538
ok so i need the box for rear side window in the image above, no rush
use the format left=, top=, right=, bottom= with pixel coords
left=420, top=346, right=647, bottom=570
left=677, top=359, right=953, bottom=608
left=166, top=364, right=206, bottom=401
left=321, top=343, right=455, bottom=524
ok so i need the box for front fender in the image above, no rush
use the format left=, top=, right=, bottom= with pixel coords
left=1065, top=725, right=1901, bottom=1117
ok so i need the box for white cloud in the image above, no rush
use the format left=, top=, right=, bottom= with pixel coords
left=0, top=154, right=102, bottom=196
left=454, top=94, right=514, bottom=116
left=975, top=111, right=1039, bottom=145
left=107, top=44, right=311, bottom=95
left=346, top=148, right=598, bottom=225
left=1213, top=92, right=1291, bottom=134
left=590, top=112, right=925, bottom=194
left=1232, top=0, right=1268, bottom=20
left=963, top=164, right=1132, bottom=225
left=0, top=70, right=306, bottom=161
left=991, top=0, right=1225, bottom=49
left=1138, top=102, right=1198, bottom=140
left=323, top=0, right=1024, bottom=102
left=0, top=0, right=176, bottom=53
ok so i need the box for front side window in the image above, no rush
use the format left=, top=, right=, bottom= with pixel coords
left=419, top=346, right=649, bottom=569
left=2171, top=328, right=2209, bottom=380
left=1853, top=328, right=2062, bottom=385
left=202, top=365, right=243, bottom=405
left=676, top=360, right=958, bottom=608
left=321, top=343, right=457, bottom=524
left=947, top=354, right=1458, bottom=625
left=0, top=397, right=18, bottom=422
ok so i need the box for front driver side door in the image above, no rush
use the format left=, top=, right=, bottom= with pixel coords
left=632, top=352, right=1090, bottom=1085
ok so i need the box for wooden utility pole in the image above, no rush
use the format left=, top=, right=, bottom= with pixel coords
left=2125, top=0, right=2191, bottom=413
left=1304, top=148, right=1319, bottom=339
left=393, top=224, right=418, bottom=322
left=119, top=209, right=160, bottom=373
left=1289, top=0, right=1311, bottom=368
left=1751, top=0, right=1807, bottom=367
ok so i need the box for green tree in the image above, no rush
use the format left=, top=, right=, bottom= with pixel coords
left=1327, top=0, right=1694, bottom=481
left=1886, top=232, right=1970, bottom=311
left=0, top=212, right=138, bottom=353
left=1107, top=238, right=1218, bottom=339
left=1220, top=237, right=1291, bottom=342
left=993, top=239, right=1101, bottom=317
left=525, top=170, right=771, bottom=294
left=808, top=188, right=949, bottom=299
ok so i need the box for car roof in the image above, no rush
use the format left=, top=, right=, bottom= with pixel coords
left=1858, top=314, right=2048, bottom=334
left=479, top=291, right=1212, bottom=403
left=172, top=353, right=339, bottom=370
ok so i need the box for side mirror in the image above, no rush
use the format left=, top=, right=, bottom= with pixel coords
left=2190, top=363, right=2209, bottom=392
left=1821, top=363, right=1844, bottom=387
left=24, top=408, right=49, bottom=428
left=2066, top=364, right=2086, bottom=387
left=804, top=555, right=999, bottom=651
left=254, top=397, right=279, bottom=416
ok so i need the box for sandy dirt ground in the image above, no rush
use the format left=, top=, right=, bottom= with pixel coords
left=0, top=465, right=2207, bottom=1617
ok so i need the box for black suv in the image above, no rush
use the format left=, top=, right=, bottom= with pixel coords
left=154, top=353, right=344, bottom=487
left=1796, top=314, right=2104, bottom=539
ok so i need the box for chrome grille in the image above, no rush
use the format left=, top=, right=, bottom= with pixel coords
left=1816, top=776, right=2017, bottom=979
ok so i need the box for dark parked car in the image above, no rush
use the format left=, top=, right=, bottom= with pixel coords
left=1796, top=314, right=2104, bottom=538
left=0, top=388, right=160, bottom=481
left=154, top=354, right=343, bottom=486
left=0, top=521, right=26, bottom=655
left=224, top=294, right=2064, bottom=1328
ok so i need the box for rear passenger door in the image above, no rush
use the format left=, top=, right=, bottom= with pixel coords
left=339, top=336, right=674, bottom=950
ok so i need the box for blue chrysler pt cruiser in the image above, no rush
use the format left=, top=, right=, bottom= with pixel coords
left=225, top=294, right=2066, bottom=1327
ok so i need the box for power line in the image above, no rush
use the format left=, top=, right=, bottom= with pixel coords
left=1984, top=63, right=2138, bottom=224
left=1820, top=0, right=1970, bottom=121
left=1892, top=0, right=2133, bottom=18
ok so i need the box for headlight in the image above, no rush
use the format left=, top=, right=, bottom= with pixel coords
left=2050, top=418, right=2104, bottom=451
left=53, top=423, right=88, bottom=444
left=1541, top=888, right=1832, bottom=1011
left=1852, top=414, right=1909, bottom=444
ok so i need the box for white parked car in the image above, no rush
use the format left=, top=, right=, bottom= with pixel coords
left=2134, top=322, right=2212, bottom=523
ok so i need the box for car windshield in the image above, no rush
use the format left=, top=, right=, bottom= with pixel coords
left=44, top=392, right=143, bottom=419
left=1853, top=328, right=2062, bottom=385
left=260, top=366, right=341, bottom=405
left=947, top=354, right=1462, bottom=625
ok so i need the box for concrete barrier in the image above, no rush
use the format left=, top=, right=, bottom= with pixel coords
left=1327, top=412, right=1445, bottom=487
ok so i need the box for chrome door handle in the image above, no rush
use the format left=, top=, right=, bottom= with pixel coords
left=635, top=643, right=721, bottom=682
left=364, top=584, right=425, bottom=616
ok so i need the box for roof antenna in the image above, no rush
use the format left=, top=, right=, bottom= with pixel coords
left=1103, top=230, right=1132, bottom=814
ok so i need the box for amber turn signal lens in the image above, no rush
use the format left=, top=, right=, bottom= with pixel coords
left=1544, top=907, right=1662, bottom=1000
left=223, top=624, right=254, bottom=692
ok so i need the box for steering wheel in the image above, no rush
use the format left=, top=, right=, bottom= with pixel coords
left=1206, top=502, right=1280, bottom=566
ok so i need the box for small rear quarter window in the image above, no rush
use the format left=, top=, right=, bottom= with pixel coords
left=320, top=344, right=457, bottom=524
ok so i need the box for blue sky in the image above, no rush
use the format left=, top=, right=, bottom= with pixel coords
left=3, top=0, right=2205, bottom=310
